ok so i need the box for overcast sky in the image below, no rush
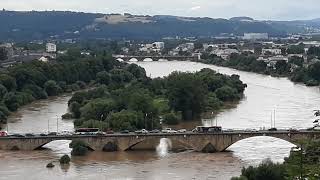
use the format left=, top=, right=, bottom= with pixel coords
left=1, top=0, right=320, bottom=20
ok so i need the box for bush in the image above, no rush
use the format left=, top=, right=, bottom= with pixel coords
left=76, top=81, right=86, bottom=89
left=305, top=79, right=319, bottom=86
left=71, top=146, right=88, bottom=156
left=59, top=154, right=71, bottom=164
left=163, top=112, right=179, bottom=125
left=70, top=140, right=89, bottom=156
left=61, top=113, right=73, bottom=119
left=235, top=159, right=287, bottom=180
left=44, top=80, right=62, bottom=96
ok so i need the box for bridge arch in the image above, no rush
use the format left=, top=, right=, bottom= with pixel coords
left=143, top=58, right=153, bottom=62
left=221, top=134, right=300, bottom=152
left=33, top=139, right=96, bottom=151
left=128, top=58, right=138, bottom=62
left=158, top=59, right=168, bottom=62
left=116, top=58, right=124, bottom=62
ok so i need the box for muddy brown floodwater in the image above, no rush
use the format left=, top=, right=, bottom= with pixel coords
left=1, top=61, right=320, bottom=180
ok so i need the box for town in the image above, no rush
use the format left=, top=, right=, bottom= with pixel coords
left=2, top=32, right=320, bottom=73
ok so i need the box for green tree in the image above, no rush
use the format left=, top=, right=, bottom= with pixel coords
left=44, top=80, right=61, bottom=96
left=125, top=64, right=147, bottom=80
left=287, top=44, right=305, bottom=54
left=3, top=92, right=19, bottom=111
left=0, top=84, right=8, bottom=99
left=0, top=74, right=16, bottom=91
left=0, top=47, right=7, bottom=61
left=109, top=110, right=144, bottom=131
left=96, top=71, right=111, bottom=85
left=166, top=72, right=207, bottom=120
left=289, top=56, right=304, bottom=67
left=80, top=98, right=115, bottom=120
left=215, top=86, right=238, bottom=101
left=307, top=62, right=320, bottom=81
left=70, top=102, right=82, bottom=118
left=162, top=112, right=179, bottom=125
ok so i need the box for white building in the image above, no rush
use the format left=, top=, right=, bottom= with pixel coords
left=243, top=33, right=268, bottom=40
left=46, top=43, right=57, bottom=53
left=177, top=43, right=195, bottom=52
left=212, top=49, right=239, bottom=60
left=152, top=42, right=165, bottom=49
left=262, top=49, right=282, bottom=55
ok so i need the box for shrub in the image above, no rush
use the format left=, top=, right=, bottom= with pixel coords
left=59, top=154, right=71, bottom=164
left=69, top=140, right=89, bottom=156
left=71, top=146, right=88, bottom=156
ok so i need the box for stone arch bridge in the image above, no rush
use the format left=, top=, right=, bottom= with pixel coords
left=114, top=55, right=200, bottom=62
left=0, top=131, right=319, bottom=152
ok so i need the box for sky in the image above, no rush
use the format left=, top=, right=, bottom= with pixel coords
left=1, top=0, right=320, bottom=20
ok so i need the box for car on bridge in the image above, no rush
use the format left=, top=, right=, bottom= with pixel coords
left=162, top=128, right=177, bottom=133
left=192, top=126, right=222, bottom=133
left=149, top=129, right=160, bottom=134
left=268, top=128, right=278, bottom=131
left=10, top=134, right=25, bottom=138
left=120, top=130, right=130, bottom=134
left=25, top=133, right=35, bottom=137
left=58, top=131, right=73, bottom=136
left=177, top=129, right=187, bottom=133
left=135, top=129, right=149, bottom=134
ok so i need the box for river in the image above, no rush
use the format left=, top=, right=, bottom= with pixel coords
left=1, top=61, right=320, bottom=180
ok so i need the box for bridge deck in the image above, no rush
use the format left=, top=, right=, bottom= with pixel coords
left=1, top=130, right=319, bottom=140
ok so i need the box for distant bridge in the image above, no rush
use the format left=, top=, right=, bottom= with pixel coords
left=113, top=55, right=200, bottom=62
left=0, top=130, right=319, bottom=152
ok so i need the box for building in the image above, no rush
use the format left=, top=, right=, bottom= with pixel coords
left=0, top=43, right=14, bottom=59
left=243, top=33, right=268, bottom=40
left=177, top=43, right=195, bottom=52
left=262, top=49, right=282, bottom=55
left=212, top=49, right=239, bottom=60
left=152, top=42, right=165, bottom=49
left=46, top=43, right=57, bottom=53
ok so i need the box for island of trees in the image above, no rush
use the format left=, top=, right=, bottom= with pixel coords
left=67, top=62, right=247, bottom=131
left=0, top=50, right=247, bottom=130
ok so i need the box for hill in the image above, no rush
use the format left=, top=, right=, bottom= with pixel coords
left=0, top=11, right=317, bottom=41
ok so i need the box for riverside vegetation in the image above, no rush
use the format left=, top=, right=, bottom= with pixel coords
left=231, top=140, right=320, bottom=180
left=201, top=49, right=320, bottom=87
left=0, top=51, right=120, bottom=125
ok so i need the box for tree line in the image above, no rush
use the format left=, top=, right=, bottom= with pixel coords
left=201, top=51, right=320, bottom=87
left=0, top=52, right=120, bottom=124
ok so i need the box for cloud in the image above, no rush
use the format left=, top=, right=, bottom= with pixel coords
left=190, top=6, right=201, bottom=11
